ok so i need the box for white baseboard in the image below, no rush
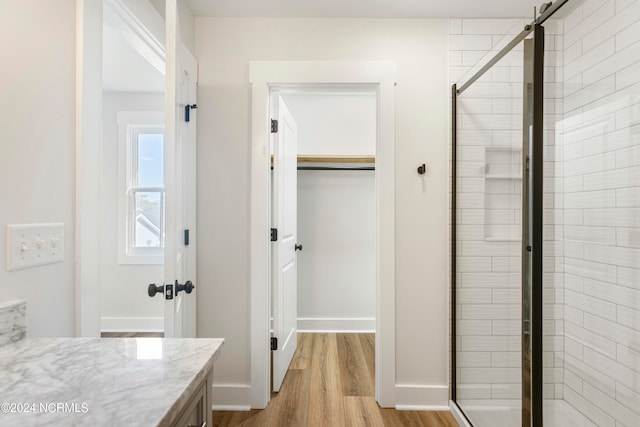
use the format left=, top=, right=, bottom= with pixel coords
left=100, top=317, right=163, bottom=332
left=212, top=383, right=252, bottom=410
left=297, top=317, right=375, bottom=333
left=395, top=384, right=449, bottom=410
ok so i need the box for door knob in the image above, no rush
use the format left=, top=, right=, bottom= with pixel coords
left=295, top=244, right=303, bottom=251
left=175, top=280, right=195, bottom=295
left=148, top=283, right=164, bottom=297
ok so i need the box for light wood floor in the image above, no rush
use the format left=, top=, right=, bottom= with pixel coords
left=213, top=333, right=457, bottom=427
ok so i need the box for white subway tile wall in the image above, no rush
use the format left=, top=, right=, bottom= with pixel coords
left=543, top=16, right=566, bottom=406
left=451, top=0, right=640, bottom=425
left=452, top=17, right=535, bottom=419
left=559, top=0, right=640, bottom=425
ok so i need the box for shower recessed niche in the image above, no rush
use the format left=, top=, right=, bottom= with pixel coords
left=484, top=146, right=522, bottom=241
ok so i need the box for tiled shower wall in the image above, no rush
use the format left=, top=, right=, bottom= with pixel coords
left=452, top=16, right=523, bottom=404
left=543, top=16, right=566, bottom=403
left=452, top=0, right=640, bottom=425
left=559, top=0, right=640, bottom=425
left=451, top=16, right=565, bottom=405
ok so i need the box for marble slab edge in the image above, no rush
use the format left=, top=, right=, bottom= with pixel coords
left=157, top=338, right=224, bottom=427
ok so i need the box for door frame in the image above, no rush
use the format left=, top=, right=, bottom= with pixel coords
left=75, top=0, right=103, bottom=337
left=249, top=61, right=397, bottom=408
left=75, top=0, right=169, bottom=337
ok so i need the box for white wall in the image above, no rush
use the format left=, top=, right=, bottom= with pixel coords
left=282, top=93, right=377, bottom=155
left=100, top=92, right=164, bottom=331
left=0, top=0, right=76, bottom=337
left=282, top=93, right=376, bottom=332
left=194, top=18, right=450, bottom=406
left=178, top=0, right=195, bottom=55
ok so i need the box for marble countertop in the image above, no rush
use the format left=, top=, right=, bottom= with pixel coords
left=0, top=337, right=223, bottom=426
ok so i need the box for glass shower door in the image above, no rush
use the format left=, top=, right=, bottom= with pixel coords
left=454, top=34, right=528, bottom=427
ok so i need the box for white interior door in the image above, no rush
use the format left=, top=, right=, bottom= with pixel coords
left=164, top=1, right=197, bottom=338
left=272, top=95, right=299, bottom=391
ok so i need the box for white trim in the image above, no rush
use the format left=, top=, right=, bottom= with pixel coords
left=103, top=0, right=165, bottom=75
left=395, top=384, right=450, bottom=409
left=75, top=0, right=103, bottom=338
left=450, top=400, right=471, bottom=427
left=250, top=61, right=396, bottom=409
left=100, top=317, right=164, bottom=332
left=297, top=317, right=375, bottom=333
left=212, top=384, right=252, bottom=409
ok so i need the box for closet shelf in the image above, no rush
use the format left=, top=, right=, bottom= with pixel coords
left=271, top=154, right=376, bottom=165
left=298, top=155, right=375, bottom=164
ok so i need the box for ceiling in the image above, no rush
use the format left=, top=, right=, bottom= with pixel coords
left=187, top=0, right=539, bottom=19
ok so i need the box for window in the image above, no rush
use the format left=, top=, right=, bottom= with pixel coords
left=117, top=112, right=165, bottom=264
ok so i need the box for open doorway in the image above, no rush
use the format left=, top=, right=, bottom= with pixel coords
left=77, top=0, right=198, bottom=339
left=250, top=61, right=397, bottom=409
left=99, top=0, right=166, bottom=337
left=269, top=88, right=377, bottom=393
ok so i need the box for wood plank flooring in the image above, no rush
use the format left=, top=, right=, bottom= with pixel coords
left=212, top=333, right=458, bottom=427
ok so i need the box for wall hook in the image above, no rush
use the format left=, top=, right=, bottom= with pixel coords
left=417, top=164, right=426, bottom=175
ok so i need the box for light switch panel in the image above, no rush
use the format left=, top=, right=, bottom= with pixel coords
left=6, top=223, right=64, bottom=271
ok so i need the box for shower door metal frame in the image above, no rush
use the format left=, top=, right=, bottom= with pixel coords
left=521, top=24, right=545, bottom=427
left=451, top=21, right=550, bottom=427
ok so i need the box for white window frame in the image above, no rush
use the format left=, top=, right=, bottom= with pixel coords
left=117, top=111, right=165, bottom=265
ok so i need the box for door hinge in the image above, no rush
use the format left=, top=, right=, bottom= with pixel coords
left=185, top=104, right=197, bottom=122
left=271, top=337, right=278, bottom=351
left=184, top=229, right=190, bottom=246
left=271, top=119, right=278, bottom=133
left=270, top=228, right=278, bottom=242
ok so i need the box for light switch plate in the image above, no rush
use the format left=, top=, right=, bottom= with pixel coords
left=6, top=223, right=64, bottom=271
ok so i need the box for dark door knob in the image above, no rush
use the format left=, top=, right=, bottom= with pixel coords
left=295, top=244, right=303, bottom=251
left=148, top=283, right=164, bottom=297
left=175, top=280, right=195, bottom=295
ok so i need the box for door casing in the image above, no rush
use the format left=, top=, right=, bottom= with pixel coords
left=75, top=0, right=103, bottom=337
left=249, top=61, right=397, bottom=408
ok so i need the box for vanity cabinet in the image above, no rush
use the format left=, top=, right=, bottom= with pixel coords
left=171, top=369, right=212, bottom=427
left=0, top=337, right=223, bottom=426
